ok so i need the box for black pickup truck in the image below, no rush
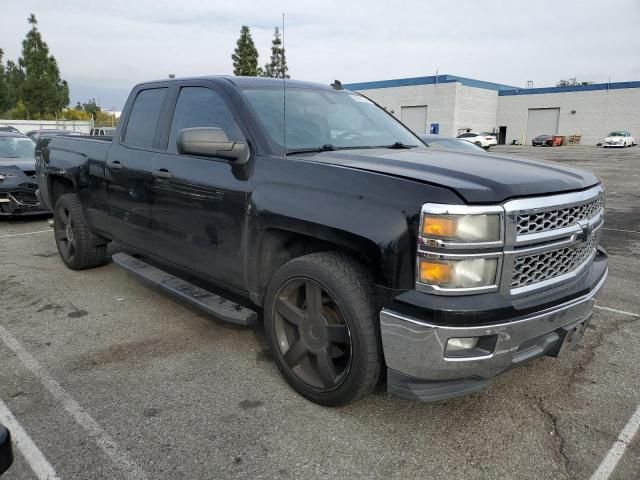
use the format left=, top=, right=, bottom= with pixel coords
left=36, top=76, right=608, bottom=406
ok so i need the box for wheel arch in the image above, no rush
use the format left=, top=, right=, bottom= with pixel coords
left=47, top=175, right=76, bottom=208
left=247, top=224, right=388, bottom=307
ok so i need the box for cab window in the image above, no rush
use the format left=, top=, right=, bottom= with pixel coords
left=167, top=87, right=244, bottom=154
left=124, top=88, right=167, bottom=148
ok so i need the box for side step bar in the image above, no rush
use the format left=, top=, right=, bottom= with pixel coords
left=112, top=252, right=257, bottom=326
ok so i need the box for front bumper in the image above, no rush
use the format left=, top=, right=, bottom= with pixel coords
left=381, top=267, right=607, bottom=401
left=0, top=191, right=49, bottom=216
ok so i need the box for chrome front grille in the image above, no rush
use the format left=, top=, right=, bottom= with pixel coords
left=516, top=196, right=603, bottom=235
left=10, top=190, right=39, bottom=206
left=504, top=185, right=605, bottom=294
left=511, top=231, right=600, bottom=289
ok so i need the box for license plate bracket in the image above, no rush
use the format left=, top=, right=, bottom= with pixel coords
left=556, top=317, right=591, bottom=356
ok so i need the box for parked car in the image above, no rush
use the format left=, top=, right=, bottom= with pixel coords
left=457, top=131, right=498, bottom=149
left=0, top=424, right=12, bottom=475
left=26, top=129, right=84, bottom=141
left=89, top=127, right=117, bottom=136
left=419, top=134, right=487, bottom=153
left=0, top=126, right=21, bottom=133
left=0, top=132, right=49, bottom=216
left=532, top=134, right=555, bottom=146
left=602, top=131, right=634, bottom=148
left=37, top=76, right=607, bottom=406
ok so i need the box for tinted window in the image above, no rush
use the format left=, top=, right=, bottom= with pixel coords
left=124, top=88, right=167, bottom=148
left=242, top=88, right=418, bottom=151
left=168, top=87, right=244, bottom=153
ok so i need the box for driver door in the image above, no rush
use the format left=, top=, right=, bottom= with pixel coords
left=151, top=84, right=250, bottom=290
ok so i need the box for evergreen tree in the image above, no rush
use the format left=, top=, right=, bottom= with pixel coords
left=0, top=49, right=9, bottom=112
left=231, top=26, right=260, bottom=76
left=4, top=60, right=25, bottom=110
left=262, top=27, right=289, bottom=78
left=19, top=14, right=69, bottom=118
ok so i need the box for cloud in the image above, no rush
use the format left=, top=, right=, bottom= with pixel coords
left=2, top=0, right=639, bottom=109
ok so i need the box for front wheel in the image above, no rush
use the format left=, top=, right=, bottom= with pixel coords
left=54, top=194, right=107, bottom=270
left=264, top=252, right=382, bottom=406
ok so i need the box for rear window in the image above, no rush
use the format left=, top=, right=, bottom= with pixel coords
left=124, top=88, right=167, bottom=148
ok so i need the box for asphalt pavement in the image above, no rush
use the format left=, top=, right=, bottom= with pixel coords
left=0, top=145, right=638, bottom=479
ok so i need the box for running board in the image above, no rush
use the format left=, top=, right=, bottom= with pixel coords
left=112, top=252, right=257, bottom=326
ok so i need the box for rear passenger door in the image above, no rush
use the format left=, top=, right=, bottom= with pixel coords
left=106, top=86, right=168, bottom=252
left=151, top=83, right=250, bottom=290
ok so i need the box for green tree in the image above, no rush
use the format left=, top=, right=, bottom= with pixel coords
left=0, top=49, right=9, bottom=112
left=19, top=14, right=69, bottom=118
left=5, top=60, right=25, bottom=109
left=79, top=98, right=101, bottom=120
left=262, top=27, right=289, bottom=79
left=231, top=26, right=260, bottom=76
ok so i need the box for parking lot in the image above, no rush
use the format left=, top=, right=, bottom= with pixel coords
left=0, top=145, right=638, bottom=479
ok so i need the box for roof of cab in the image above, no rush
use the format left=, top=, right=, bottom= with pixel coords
left=136, top=75, right=339, bottom=91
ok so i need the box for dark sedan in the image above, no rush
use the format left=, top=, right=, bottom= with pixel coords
left=532, top=134, right=554, bottom=146
left=0, top=132, right=49, bottom=216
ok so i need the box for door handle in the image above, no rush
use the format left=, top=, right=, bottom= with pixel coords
left=109, top=161, right=123, bottom=170
left=153, top=169, right=173, bottom=180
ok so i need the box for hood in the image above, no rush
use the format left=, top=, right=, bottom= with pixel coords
left=0, top=156, right=35, bottom=173
left=0, top=165, right=34, bottom=191
left=604, top=136, right=625, bottom=141
left=295, top=147, right=599, bottom=204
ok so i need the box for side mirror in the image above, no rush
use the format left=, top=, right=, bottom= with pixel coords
left=177, top=127, right=250, bottom=164
left=0, top=425, right=13, bottom=475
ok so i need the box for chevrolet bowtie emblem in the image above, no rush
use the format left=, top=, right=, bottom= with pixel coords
left=576, top=220, right=592, bottom=242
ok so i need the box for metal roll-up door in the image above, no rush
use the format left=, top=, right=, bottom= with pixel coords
left=526, top=108, right=560, bottom=141
left=401, top=106, right=428, bottom=134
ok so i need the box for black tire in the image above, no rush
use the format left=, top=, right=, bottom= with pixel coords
left=264, top=252, right=382, bottom=406
left=53, top=194, right=107, bottom=270
left=474, top=141, right=482, bottom=147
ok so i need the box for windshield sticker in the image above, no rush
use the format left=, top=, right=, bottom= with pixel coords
left=349, top=94, right=373, bottom=104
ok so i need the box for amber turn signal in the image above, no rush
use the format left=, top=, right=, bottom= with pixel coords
left=419, top=260, right=453, bottom=285
left=421, top=216, right=457, bottom=238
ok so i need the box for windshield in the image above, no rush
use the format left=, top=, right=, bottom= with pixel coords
left=608, top=131, right=625, bottom=137
left=241, top=87, right=418, bottom=152
left=0, top=137, right=35, bottom=158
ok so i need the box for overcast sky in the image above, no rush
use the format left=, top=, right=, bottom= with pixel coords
left=2, top=0, right=639, bottom=110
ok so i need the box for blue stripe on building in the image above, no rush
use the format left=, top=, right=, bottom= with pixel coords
left=344, top=74, right=640, bottom=96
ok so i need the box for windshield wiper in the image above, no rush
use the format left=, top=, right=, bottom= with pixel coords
left=383, top=142, right=417, bottom=149
left=286, top=144, right=336, bottom=155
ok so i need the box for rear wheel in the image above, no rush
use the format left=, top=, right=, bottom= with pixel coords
left=474, top=141, right=482, bottom=147
left=264, top=252, right=382, bottom=406
left=54, top=194, right=107, bottom=270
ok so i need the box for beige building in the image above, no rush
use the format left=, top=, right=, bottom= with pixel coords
left=345, top=75, right=640, bottom=145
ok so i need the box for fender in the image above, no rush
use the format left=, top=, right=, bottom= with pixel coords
left=242, top=155, right=463, bottom=304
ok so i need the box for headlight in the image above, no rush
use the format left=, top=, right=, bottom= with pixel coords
left=417, top=204, right=504, bottom=293
left=418, top=257, right=498, bottom=288
left=421, top=214, right=501, bottom=242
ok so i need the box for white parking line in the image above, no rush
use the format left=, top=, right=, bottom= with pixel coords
left=594, top=305, right=640, bottom=318
left=0, top=398, right=61, bottom=480
left=0, top=324, right=147, bottom=480
left=590, top=404, right=640, bottom=480
left=0, top=230, right=52, bottom=239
